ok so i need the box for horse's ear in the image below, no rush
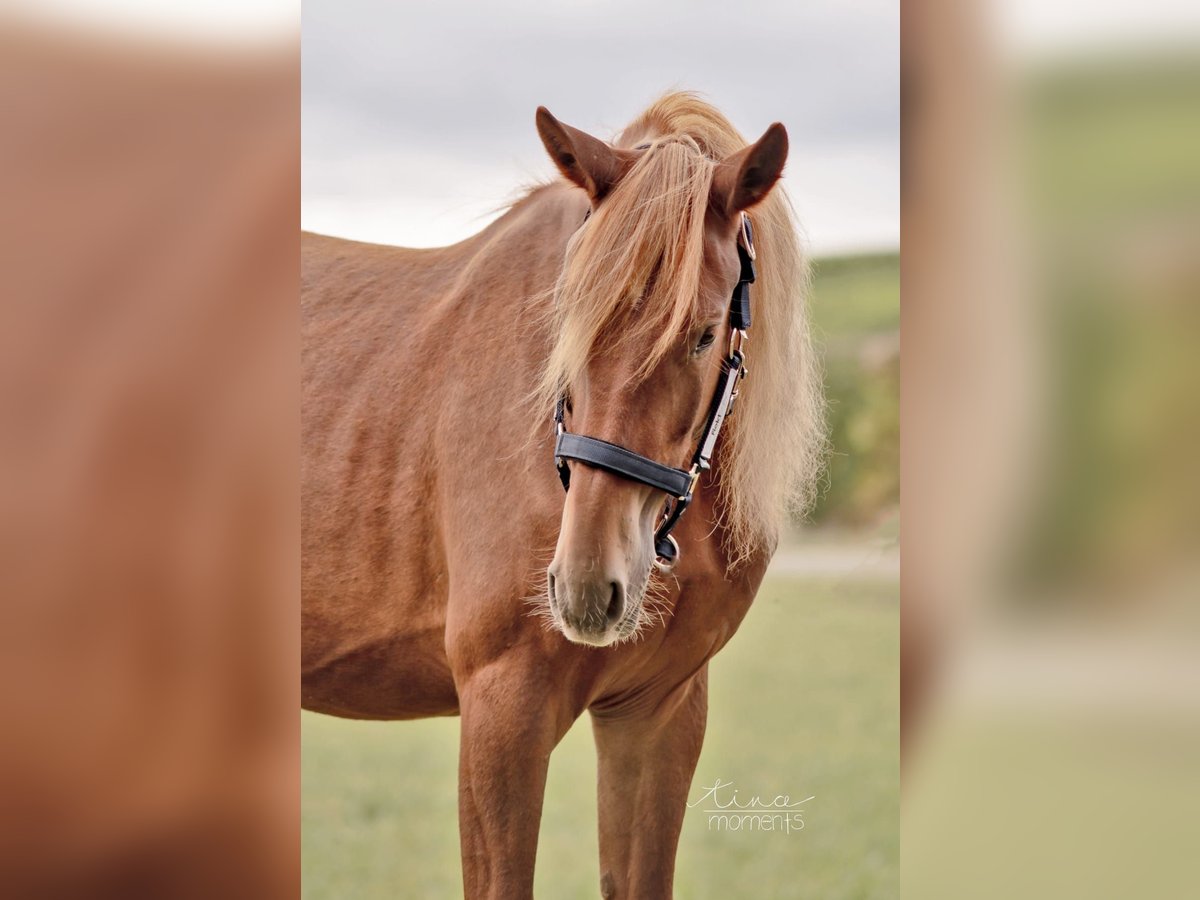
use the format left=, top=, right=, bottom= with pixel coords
left=535, top=107, right=631, bottom=203
left=711, top=122, right=789, bottom=217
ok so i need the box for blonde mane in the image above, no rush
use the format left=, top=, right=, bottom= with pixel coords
left=539, top=92, right=826, bottom=564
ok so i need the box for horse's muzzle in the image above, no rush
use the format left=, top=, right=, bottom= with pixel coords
left=547, top=565, right=627, bottom=645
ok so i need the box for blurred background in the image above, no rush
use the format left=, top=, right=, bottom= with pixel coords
left=903, top=1, right=1200, bottom=898
left=302, top=1, right=900, bottom=898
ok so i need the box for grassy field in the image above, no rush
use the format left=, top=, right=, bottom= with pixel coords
left=302, top=572, right=898, bottom=898
left=809, top=253, right=900, bottom=342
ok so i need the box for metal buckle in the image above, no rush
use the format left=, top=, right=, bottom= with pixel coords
left=730, top=363, right=747, bottom=405
left=739, top=212, right=756, bottom=261
left=653, top=535, right=679, bottom=573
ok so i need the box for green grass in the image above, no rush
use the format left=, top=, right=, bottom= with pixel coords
left=905, top=712, right=1200, bottom=899
left=809, top=253, right=899, bottom=345
left=302, top=574, right=898, bottom=898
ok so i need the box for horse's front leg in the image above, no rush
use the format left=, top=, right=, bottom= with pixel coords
left=590, top=665, right=708, bottom=899
left=456, top=653, right=572, bottom=900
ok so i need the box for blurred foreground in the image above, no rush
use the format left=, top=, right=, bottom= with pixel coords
left=0, top=17, right=298, bottom=899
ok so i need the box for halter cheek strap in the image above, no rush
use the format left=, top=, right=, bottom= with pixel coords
left=553, top=213, right=757, bottom=571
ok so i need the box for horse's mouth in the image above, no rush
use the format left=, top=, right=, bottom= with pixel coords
left=557, top=620, right=624, bottom=647
left=550, top=586, right=647, bottom=648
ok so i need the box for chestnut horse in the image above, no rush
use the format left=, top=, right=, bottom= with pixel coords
left=302, top=93, right=823, bottom=898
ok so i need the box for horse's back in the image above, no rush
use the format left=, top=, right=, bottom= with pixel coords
left=302, top=231, right=439, bottom=520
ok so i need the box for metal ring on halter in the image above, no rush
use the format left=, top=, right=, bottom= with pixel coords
left=653, top=535, right=680, bottom=573
left=729, top=328, right=747, bottom=357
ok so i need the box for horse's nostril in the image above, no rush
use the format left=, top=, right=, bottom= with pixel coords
left=605, top=581, right=625, bottom=625
left=547, top=573, right=557, bottom=608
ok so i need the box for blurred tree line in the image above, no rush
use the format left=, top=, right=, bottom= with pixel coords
left=805, top=253, right=900, bottom=528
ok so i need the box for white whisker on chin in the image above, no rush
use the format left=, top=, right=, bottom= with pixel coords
left=520, top=590, right=561, bottom=634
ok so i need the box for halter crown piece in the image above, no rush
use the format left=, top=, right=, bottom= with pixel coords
left=553, top=212, right=757, bottom=572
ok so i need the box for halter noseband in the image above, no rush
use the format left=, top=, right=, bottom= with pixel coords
left=553, top=212, right=757, bottom=572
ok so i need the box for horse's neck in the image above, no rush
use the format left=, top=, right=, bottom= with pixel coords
left=447, top=183, right=584, bottom=304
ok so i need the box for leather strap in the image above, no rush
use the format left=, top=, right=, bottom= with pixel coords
left=694, top=351, right=744, bottom=469
left=555, top=432, right=693, bottom=498
left=730, top=234, right=755, bottom=331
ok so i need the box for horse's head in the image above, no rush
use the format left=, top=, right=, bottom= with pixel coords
left=535, top=107, right=789, bottom=646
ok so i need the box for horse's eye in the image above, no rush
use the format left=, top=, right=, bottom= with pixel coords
left=694, top=329, right=717, bottom=353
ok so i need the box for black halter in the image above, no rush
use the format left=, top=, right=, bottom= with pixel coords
left=553, top=213, right=757, bottom=572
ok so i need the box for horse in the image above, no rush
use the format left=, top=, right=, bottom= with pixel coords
left=301, top=92, right=824, bottom=898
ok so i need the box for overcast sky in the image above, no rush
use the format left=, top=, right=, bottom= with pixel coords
left=302, top=0, right=900, bottom=256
